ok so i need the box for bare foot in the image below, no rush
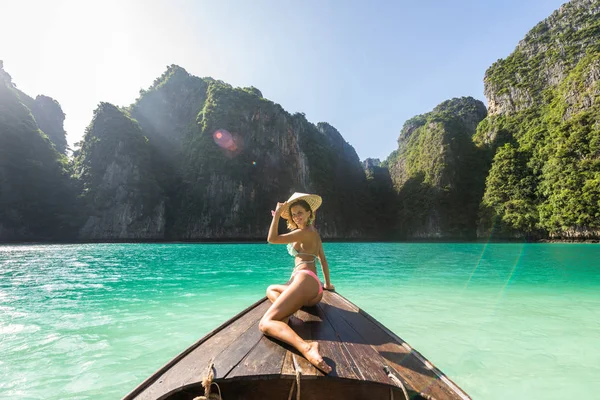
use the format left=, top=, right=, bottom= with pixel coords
left=303, top=342, right=332, bottom=374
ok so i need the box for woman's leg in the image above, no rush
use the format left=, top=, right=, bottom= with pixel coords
left=259, top=274, right=332, bottom=373
left=266, top=284, right=288, bottom=303
left=266, top=284, right=291, bottom=324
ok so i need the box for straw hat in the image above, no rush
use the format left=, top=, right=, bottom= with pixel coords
left=280, top=192, right=322, bottom=220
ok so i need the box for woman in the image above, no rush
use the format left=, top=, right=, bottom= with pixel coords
left=259, top=192, right=334, bottom=374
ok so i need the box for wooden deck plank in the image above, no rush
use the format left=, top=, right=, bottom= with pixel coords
left=281, top=311, right=321, bottom=376
left=300, top=305, right=361, bottom=380
left=322, top=292, right=470, bottom=400
left=133, top=300, right=269, bottom=400
left=280, top=350, right=296, bottom=376
left=210, top=318, right=265, bottom=379
left=316, top=301, right=392, bottom=385
left=322, top=291, right=359, bottom=312
left=320, top=293, right=427, bottom=392
left=225, top=332, right=287, bottom=378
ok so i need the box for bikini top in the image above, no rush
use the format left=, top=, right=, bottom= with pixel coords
left=287, top=243, right=318, bottom=260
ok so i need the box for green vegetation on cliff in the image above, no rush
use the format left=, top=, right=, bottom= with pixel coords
left=179, top=78, right=288, bottom=236
left=538, top=53, right=600, bottom=236
left=131, top=65, right=208, bottom=153
left=13, top=87, right=68, bottom=155
left=168, top=75, right=371, bottom=238
left=485, top=0, right=600, bottom=101
left=30, top=95, right=68, bottom=155
left=0, top=61, right=77, bottom=240
left=384, top=97, right=488, bottom=239
left=304, top=122, right=371, bottom=237
left=363, top=158, right=399, bottom=238
left=3, top=0, right=598, bottom=242
left=479, top=43, right=600, bottom=239
left=73, top=103, right=164, bottom=239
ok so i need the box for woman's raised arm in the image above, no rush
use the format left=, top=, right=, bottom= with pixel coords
left=267, top=203, right=307, bottom=244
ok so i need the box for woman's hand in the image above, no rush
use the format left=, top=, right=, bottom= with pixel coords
left=271, top=202, right=285, bottom=217
left=323, top=283, right=335, bottom=291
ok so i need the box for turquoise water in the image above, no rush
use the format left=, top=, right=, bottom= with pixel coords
left=1, top=243, right=598, bottom=399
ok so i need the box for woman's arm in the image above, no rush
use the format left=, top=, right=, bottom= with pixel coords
left=318, top=236, right=334, bottom=290
left=267, top=203, right=285, bottom=243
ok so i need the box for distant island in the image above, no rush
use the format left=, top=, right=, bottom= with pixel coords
left=1, top=0, right=598, bottom=243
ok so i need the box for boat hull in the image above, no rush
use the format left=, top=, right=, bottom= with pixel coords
left=123, top=291, right=471, bottom=400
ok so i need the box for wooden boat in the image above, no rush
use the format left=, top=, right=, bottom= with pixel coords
left=123, top=291, right=471, bottom=400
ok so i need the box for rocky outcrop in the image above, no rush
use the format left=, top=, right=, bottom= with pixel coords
left=484, top=0, right=600, bottom=119
left=74, top=103, right=165, bottom=240
left=71, top=67, right=374, bottom=240
left=384, top=97, right=488, bottom=239
left=171, top=80, right=371, bottom=239
left=477, top=0, right=600, bottom=240
left=561, top=57, right=600, bottom=118
left=11, top=77, right=68, bottom=155
left=130, top=65, right=208, bottom=157
left=363, top=158, right=397, bottom=238
left=362, top=158, right=381, bottom=169
left=30, top=95, right=68, bottom=154
left=311, top=122, right=370, bottom=238
left=0, top=61, right=77, bottom=241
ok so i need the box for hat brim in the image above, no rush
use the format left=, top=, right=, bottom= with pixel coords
left=280, top=193, right=322, bottom=220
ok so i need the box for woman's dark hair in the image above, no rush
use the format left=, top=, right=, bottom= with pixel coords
left=286, top=199, right=315, bottom=230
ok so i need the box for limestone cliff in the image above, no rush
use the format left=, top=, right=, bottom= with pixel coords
left=0, top=61, right=76, bottom=241
left=130, top=65, right=208, bottom=159
left=14, top=86, right=68, bottom=154
left=483, top=0, right=599, bottom=120
left=71, top=66, right=374, bottom=240
left=384, top=97, right=488, bottom=239
left=311, top=122, right=371, bottom=238
left=363, top=158, right=397, bottom=238
left=477, top=0, right=600, bottom=240
left=4, top=0, right=597, bottom=242
left=74, top=103, right=165, bottom=240
left=30, top=95, right=68, bottom=154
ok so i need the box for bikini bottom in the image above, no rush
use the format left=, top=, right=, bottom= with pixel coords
left=291, top=269, right=323, bottom=295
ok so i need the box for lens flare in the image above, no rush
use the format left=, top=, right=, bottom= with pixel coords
left=463, top=241, right=491, bottom=290
left=495, top=243, right=525, bottom=302
left=213, top=129, right=234, bottom=149
left=463, top=219, right=497, bottom=290
left=212, top=129, right=244, bottom=158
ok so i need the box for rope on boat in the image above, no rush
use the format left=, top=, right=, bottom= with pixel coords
left=286, top=369, right=301, bottom=400
left=383, top=364, right=439, bottom=400
left=193, top=361, right=222, bottom=400
left=383, top=365, right=409, bottom=400
left=287, top=355, right=302, bottom=400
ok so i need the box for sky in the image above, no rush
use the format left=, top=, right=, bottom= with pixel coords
left=1, top=0, right=567, bottom=161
